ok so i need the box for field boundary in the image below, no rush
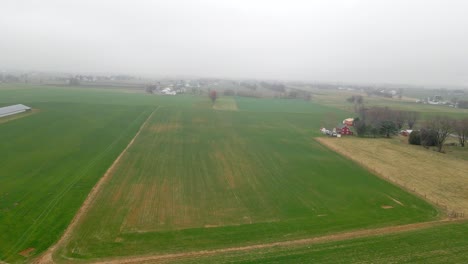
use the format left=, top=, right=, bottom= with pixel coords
left=315, top=137, right=468, bottom=218
left=83, top=219, right=465, bottom=264
left=0, top=108, right=40, bottom=124
left=34, top=107, right=159, bottom=264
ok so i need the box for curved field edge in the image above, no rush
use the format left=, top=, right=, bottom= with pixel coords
left=54, top=104, right=438, bottom=262
left=316, top=136, right=468, bottom=216
left=154, top=219, right=468, bottom=264
left=0, top=103, right=154, bottom=263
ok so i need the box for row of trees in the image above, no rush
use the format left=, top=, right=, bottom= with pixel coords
left=354, top=107, right=419, bottom=138
left=409, top=117, right=468, bottom=152
left=354, top=105, right=468, bottom=152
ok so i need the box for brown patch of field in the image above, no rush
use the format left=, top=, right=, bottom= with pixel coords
left=192, top=117, right=208, bottom=124
left=115, top=130, right=258, bottom=233
left=148, top=123, right=181, bottom=133
left=18, top=248, right=35, bottom=257
left=214, top=150, right=236, bottom=188
left=212, top=98, right=238, bottom=111
left=316, top=137, right=468, bottom=216
left=381, top=205, right=394, bottom=209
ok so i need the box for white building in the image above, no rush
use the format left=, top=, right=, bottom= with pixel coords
left=0, top=104, right=32, bottom=118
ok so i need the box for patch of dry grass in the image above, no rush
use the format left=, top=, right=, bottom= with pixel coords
left=213, top=97, right=238, bottom=111
left=317, top=136, right=468, bottom=216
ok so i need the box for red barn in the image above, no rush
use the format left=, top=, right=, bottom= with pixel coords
left=339, top=125, right=353, bottom=135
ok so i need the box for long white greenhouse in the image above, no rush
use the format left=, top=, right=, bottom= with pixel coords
left=0, top=104, right=32, bottom=118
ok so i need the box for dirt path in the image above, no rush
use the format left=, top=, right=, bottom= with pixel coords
left=90, top=219, right=463, bottom=264
left=34, top=108, right=159, bottom=264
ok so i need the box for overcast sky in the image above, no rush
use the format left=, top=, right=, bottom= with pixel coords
left=1, top=0, right=467, bottom=86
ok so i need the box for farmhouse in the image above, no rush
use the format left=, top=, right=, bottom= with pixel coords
left=400, top=129, right=413, bottom=136
left=0, top=104, right=31, bottom=118
left=343, top=118, right=354, bottom=126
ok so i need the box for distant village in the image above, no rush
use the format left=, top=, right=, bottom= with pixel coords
left=1, top=70, right=467, bottom=108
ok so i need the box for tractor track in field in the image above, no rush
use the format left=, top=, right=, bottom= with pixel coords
left=80, top=219, right=464, bottom=264
left=34, top=107, right=159, bottom=264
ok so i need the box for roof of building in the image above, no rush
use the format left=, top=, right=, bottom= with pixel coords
left=0, top=104, right=31, bottom=116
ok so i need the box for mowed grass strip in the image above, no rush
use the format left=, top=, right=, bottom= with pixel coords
left=0, top=102, right=152, bottom=263
left=317, top=137, right=468, bottom=215
left=60, top=99, right=437, bottom=261
left=167, top=220, right=468, bottom=264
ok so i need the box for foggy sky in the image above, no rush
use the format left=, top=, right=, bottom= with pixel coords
left=1, top=0, right=468, bottom=86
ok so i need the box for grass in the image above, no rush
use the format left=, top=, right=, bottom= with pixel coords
left=167, top=220, right=468, bottom=263
left=0, top=86, right=162, bottom=263
left=1, top=86, right=458, bottom=263
left=57, top=97, right=438, bottom=262
left=0, top=109, right=39, bottom=124
left=317, top=136, right=468, bottom=214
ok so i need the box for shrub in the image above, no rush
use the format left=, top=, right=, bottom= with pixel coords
left=409, top=131, right=421, bottom=145
left=420, top=128, right=438, bottom=147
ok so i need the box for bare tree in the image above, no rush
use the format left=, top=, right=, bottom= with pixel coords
left=425, top=116, right=453, bottom=152
left=358, top=106, right=398, bottom=138
left=210, top=90, right=217, bottom=103
left=453, top=118, right=468, bottom=147
left=406, top=111, right=419, bottom=129
left=346, top=95, right=364, bottom=113
left=393, top=110, right=406, bottom=130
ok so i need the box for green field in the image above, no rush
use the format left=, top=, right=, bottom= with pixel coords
left=0, top=86, right=166, bottom=262
left=1, top=85, right=457, bottom=263
left=56, top=94, right=437, bottom=261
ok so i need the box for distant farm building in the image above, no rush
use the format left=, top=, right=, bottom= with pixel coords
left=400, top=130, right=413, bottom=136
left=161, top=87, right=177, bottom=95
left=0, top=104, right=31, bottom=118
left=336, top=125, right=353, bottom=135
left=343, top=118, right=354, bottom=126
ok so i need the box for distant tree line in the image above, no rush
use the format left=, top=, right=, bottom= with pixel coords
left=260, top=82, right=286, bottom=92
left=354, top=105, right=468, bottom=152
left=354, top=106, right=419, bottom=138
left=457, top=100, right=468, bottom=109
left=409, top=117, right=468, bottom=152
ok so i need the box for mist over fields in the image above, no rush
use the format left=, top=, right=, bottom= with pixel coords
left=1, top=0, right=468, bottom=86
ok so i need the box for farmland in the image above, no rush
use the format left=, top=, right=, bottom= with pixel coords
left=163, top=220, right=468, bottom=264
left=53, top=94, right=437, bottom=262
left=317, top=137, right=468, bottom=215
left=0, top=87, right=161, bottom=263
left=2, top=85, right=466, bottom=263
